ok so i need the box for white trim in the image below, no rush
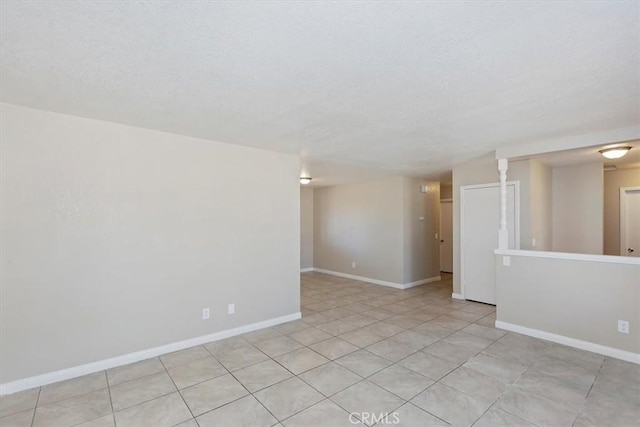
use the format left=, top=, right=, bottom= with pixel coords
left=451, top=293, right=464, bottom=300
left=312, top=268, right=440, bottom=290
left=620, top=186, right=640, bottom=257
left=495, top=320, right=640, bottom=364
left=403, top=276, right=442, bottom=289
left=497, top=159, right=508, bottom=251
left=300, top=267, right=314, bottom=273
left=460, top=181, right=520, bottom=299
left=494, top=249, right=640, bottom=265
left=0, top=312, right=301, bottom=396
left=313, top=268, right=402, bottom=288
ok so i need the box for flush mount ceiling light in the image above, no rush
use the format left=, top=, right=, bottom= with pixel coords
left=599, top=146, right=631, bottom=159
left=300, top=177, right=312, bottom=185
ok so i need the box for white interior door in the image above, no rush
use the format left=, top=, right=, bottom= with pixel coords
left=440, top=201, right=453, bottom=273
left=621, top=187, right=640, bottom=257
left=462, top=183, right=518, bottom=305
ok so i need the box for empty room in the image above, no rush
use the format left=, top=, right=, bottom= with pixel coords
left=0, top=1, right=638, bottom=427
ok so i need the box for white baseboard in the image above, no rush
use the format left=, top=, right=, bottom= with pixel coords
left=300, top=268, right=314, bottom=273
left=313, top=268, right=402, bottom=288
left=495, top=320, right=640, bottom=364
left=451, top=293, right=464, bottom=300
left=403, top=276, right=441, bottom=289
left=313, top=268, right=440, bottom=290
left=0, top=312, right=301, bottom=396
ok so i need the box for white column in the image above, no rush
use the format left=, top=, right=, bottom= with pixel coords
left=498, top=158, right=509, bottom=250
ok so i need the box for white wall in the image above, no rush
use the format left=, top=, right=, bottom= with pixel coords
left=0, top=103, right=300, bottom=384
left=300, top=187, right=314, bottom=269
left=603, top=168, right=640, bottom=255
left=314, top=177, right=405, bottom=284
left=552, top=162, right=603, bottom=254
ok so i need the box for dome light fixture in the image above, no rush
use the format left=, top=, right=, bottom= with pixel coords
left=599, top=146, right=631, bottom=159
left=300, top=177, right=312, bottom=185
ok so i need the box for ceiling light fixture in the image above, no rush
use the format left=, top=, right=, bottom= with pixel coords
left=300, top=177, right=312, bottom=185
left=599, top=146, right=631, bottom=159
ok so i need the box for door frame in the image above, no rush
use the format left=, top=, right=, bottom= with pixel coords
left=460, top=181, right=520, bottom=300
left=619, top=186, right=640, bottom=256
left=440, top=199, right=453, bottom=273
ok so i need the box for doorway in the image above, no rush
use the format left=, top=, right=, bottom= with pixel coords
left=461, top=182, right=519, bottom=305
left=620, top=187, right=640, bottom=257
left=440, top=200, right=453, bottom=273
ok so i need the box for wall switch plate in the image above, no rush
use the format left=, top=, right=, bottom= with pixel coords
left=202, top=308, right=210, bottom=320
left=228, top=303, right=235, bottom=315
left=352, top=262, right=356, bottom=269
left=419, top=216, right=425, bottom=221
left=503, top=256, right=511, bottom=266
left=532, top=238, right=536, bottom=247
left=618, top=320, right=629, bottom=334
left=435, top=233, right=438, bottom=239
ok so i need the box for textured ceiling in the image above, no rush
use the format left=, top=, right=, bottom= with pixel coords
left=1, top=1, right=639, bottom=186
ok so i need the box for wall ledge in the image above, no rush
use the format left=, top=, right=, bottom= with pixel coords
left=494, top=249, right=640, bottom=265
left=496, top=320, right=640, bottom=364
left=0, top=312, right=302, bottom=396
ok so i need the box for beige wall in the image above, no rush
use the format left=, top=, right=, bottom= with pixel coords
left=403, top=179, right=440, bottom=283
left=314, top=177, right=405, bottom=283
left=313, top=176, right=440, bottom=285
left=300, top=188, right=314, bottom=269
left=529, top=159, right=552, bottom=251
left=496, top=253, right=640, bottom=354
left=452, top=156, right=531, bottom=295
left=552, top=162, right=603, bottom=254
left=604, top=168, right=640, bottom=256
left=0, top=103, right=300, bottom=383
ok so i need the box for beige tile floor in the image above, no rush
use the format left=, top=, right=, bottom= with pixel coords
left=2, top=273, right=639, bottom=426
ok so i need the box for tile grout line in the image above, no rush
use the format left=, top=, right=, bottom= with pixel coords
left=29, top=386, right=41, bottom=427
left=572, top=354, right=608, bottom=426
left=159, top=352, right=199, bottom=425
left=468, top=345, right=588, bottom=426
left=104, top=370, right=116, bottom=427
left=220, top=324, right=407, bottom=424
left=303, top=275, right=510, bottom=425
left=293, top=331, right=445, bottom=425
left=105, top=359, right=198, bottom=418
left=227, top=355, right=290, bottom=424
left=202, top=338, right=290, bottom=424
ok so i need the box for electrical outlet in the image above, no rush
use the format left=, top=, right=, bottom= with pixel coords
left=202, top=308, right=210, bottom=320
left=532, top=238, right=536, bottom=247
left=228, top=303, right=235, bottom=315
left=352, top=262, right=356, bottom=269
left=503, top=256, right=511, bottom=266
left=618, top=320, right=629, bottom=334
